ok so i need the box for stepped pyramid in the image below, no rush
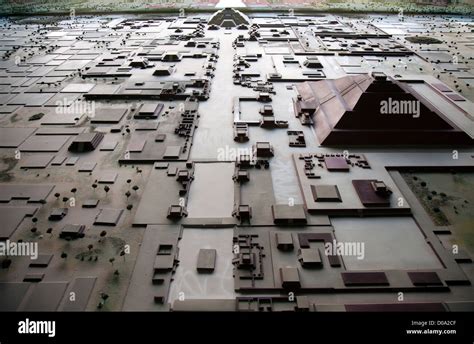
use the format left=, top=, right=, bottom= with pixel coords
left=294, top=73, right=473, bottom=146
left=208, top=8, right=250, bottom=28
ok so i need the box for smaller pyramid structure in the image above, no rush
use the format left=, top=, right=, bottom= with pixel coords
left=208, top=8, right=250, bottom=28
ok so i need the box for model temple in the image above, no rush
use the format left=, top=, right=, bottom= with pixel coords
left=294, top=73, right=474, bottom=145
left=0, top=1, right=473, bottom=314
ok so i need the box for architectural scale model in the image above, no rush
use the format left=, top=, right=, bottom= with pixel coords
left=0, top=0, right=473, bottom=313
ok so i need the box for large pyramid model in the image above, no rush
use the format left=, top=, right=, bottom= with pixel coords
left=293, top=73, right=473, bottom=146
left=208, top=8, right=250, bottom=28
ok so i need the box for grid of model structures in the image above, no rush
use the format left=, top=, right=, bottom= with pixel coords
left=0, top=9, right=473, bottom=312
